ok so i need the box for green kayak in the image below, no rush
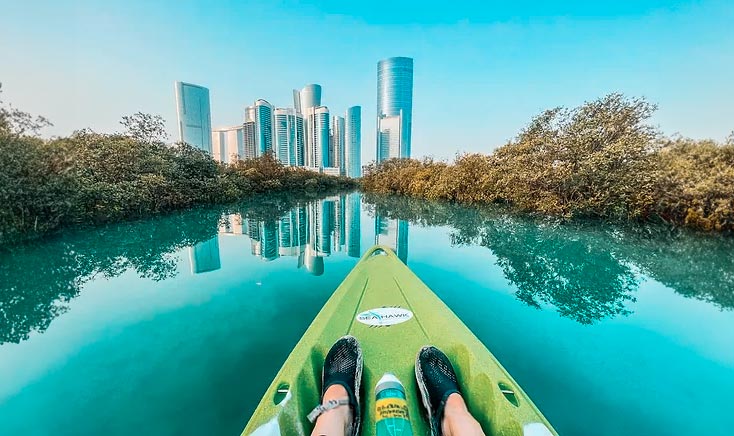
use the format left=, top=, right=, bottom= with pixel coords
left=242, top=245, right=557, bottom=435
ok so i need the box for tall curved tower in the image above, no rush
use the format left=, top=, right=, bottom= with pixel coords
left=299, top=84, right=322, bottom=111
left=376, top=57, right=413, bottom=161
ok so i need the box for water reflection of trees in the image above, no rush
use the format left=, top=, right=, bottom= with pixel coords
left=0, top=193, right=341, bottom=345
left=364, top=194, right=734, bottom=324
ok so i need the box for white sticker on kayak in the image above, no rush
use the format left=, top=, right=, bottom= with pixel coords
left=356, top=307, right=413, bottom=327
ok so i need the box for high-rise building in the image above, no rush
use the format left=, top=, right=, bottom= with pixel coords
left=296, top=84, right=324, bottom=168
left=345, top=193, right=361, bottom=258
left=331, top=115, right=345, bottom=172
left=293, top=89, right=303, bottom=114
left=212, top=130, right=226, bottom=162
left=278, top=208, right=307, bottom=257
left=188, top=237, right=221, bottom=274
left=299, top=84, right=322, bottom=111
left=377, top=115, right=401, bottom=162
left=333, top=195, right=346, bottom=252
left=375, top=215, right=409, bottom=264
left=345, top=106, right=362, bottom=177
left=254, top=99, right=274, bottom=156
left=261, top=220, right=279, bottom=261
left=243, top=106, right=257, bottom=160
left=305, top=106, right=330, bottom=168
left=175, top=81, right=212, bottom=153
left=294, top=113, right=305, bottom=166
left=376, top=57, right=413, bottom=161
left=219, top=214, right=244, bottom=235
left=313, top=199, right=332, bottom=256
left=212, top=125, right=246, bottom=163
left=274, top=108, right=297, bottom=166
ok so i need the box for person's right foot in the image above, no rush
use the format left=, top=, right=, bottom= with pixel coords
left=415, top=346, right=462, bottom=436
left=317, top=335, right=363, bottom=436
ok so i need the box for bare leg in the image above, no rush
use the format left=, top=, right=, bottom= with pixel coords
left=441, top=393, right=486, bottom=436
left=311, top=384, right=352, bottom=436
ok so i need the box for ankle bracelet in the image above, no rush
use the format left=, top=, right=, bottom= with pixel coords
left=307, top=398, right=351, bottom=423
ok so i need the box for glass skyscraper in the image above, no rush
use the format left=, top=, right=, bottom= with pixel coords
left=188, top=237, right=221, bottom=274
left=346, top=193, right=361, bottom=257
left=274, top=108, right=297, bottom=166
left=243, top=106, right=257, bottom=160
left=331, top=115, right=345, bottom=171
left=294, top=113, right=305, bottom=166
left=305, top=106, right=330, bottom=168
left=345, top=106, right=361, bottom=178
left=175, top=81, right=212, bottom=153
left=376, top=57, right=414, bottom=161
left=254, top=99, right=274, bottom=156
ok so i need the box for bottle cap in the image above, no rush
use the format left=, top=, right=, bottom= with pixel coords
left=375, top=372, right=405, bottom=394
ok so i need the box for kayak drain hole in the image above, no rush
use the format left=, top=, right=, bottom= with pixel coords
left=273, top=383, right=289, bottom=405
left=498, top=382, right=519, bottom=407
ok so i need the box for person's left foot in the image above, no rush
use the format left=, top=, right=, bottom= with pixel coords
left=308, top=335, right=363, bottom=436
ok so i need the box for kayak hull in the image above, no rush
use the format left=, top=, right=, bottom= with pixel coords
left=242, top=245, right=557, bottom=435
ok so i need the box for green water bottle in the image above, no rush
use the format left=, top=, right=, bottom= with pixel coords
left=375, top=373, right=414, bottom=436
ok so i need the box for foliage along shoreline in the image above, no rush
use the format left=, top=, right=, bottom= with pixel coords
left=0, top=90, right=356, bottom=247
left=362, top=94, right=734, bottom=233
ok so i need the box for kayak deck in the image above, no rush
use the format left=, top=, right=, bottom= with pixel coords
left=242, top=245, right=557, bottom=435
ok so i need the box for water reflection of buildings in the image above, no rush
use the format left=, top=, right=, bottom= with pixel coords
left=375, top=216, right=409, bottom=263
left=188, top=237, right=221, bottom=274
left=189, top=193, right=362, bottom=275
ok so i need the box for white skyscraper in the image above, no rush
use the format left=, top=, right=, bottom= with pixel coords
left=212, top=125, right=246, bottom=163
left=175, top=81, right=212, bottom=153
left=298, top=84, right=322, bottom=111
left=212, top=130, right=226, bottom=162
left=305, top=106, right=330, bottom=169
left=274, top=108, right=297, bottom=166
left=377, top=114, right=401, bottom=162
left=243, top=106, right=257, bottom=160
left=331, top=115, right=345, bottom=172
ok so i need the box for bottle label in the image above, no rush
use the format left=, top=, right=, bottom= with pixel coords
left=376, top=397, right=410, bottom=420
left=375, top=397, right=413, bottom=436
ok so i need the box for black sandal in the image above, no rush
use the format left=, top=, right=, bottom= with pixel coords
left=307, top=335, right=363, bottom=436
left=415, top=345, right=462, bottom=436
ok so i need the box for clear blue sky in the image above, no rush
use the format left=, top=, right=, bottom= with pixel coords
left=1, top=0, right=732, bottom=161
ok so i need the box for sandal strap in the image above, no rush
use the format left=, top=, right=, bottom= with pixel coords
left=306, top=398, right=350, bottom=423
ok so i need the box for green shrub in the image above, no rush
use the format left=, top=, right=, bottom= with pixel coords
left=0, top=120, right=356, bottom=246
left=362, top=94, right=733, bottom=232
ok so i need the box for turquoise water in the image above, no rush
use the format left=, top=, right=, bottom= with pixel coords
left=1, top=192, right=733, bottom=436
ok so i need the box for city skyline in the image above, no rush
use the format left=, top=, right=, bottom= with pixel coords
left=2, top=1, right=733, bottom=161
left=197, top=79, right=361, bottom=174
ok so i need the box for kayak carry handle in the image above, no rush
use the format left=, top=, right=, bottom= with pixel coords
left=361, top=245, right=398, bottom=261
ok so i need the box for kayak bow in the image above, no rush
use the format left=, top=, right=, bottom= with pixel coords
left=242, top=245, right=557, bottom=435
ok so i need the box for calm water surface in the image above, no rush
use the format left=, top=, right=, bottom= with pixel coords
left=1, top=192, right=733, bottom=436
